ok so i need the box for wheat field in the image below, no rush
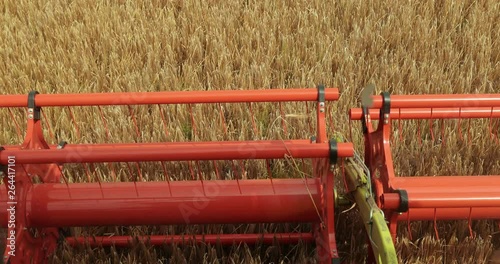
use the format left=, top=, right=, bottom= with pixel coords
left=0, top=0, right=499, bottom=263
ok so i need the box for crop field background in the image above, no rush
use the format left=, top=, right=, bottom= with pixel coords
left=0, top=0, right=499, bottom=263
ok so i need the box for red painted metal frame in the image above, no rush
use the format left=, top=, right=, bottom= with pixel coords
left=0, top=87, right=348, bottom=264
left=352, top=93, right=500, bottom=241
left=1, top=104, right=61, bottom=264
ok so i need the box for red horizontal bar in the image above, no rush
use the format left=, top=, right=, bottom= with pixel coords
left=0, top=179, right=321, bottom=227
left=396, top=207, right=500, bottom=221
left=370, top=94, right=500, bottom=109
left=391, top=176, right=500, bottom=190
left=2, top=140, right=310, bottom=150
left=382, top=192, right=500, bottom=209
left=0, top=88, right=339, bottom=107
left=66, top=233, right=314, bottom=247
left=381, top=176, right=500, bottom=220
left=349, top=107, right=500, bottom=120
left=0, top=141, right=354, bottom=164
left=390, top=176, right=500, bottom=207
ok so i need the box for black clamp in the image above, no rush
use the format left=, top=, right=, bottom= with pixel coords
left=329, top=139, right=338, bottom=164
left=361, top=107, right=369, bottom=134
left=394, top=189, right=409, bottom=213
left=28, top=91, right=41, bottom=121
left=317, top=84, right=325, bottom=103
left=57, top=141, right=67, bottom=149
left=379, top=92, right=391, bottom=124
left=317, top=84, right=326, bottom=113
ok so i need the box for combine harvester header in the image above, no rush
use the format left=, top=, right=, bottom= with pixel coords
left=0, top=86, right=499, bottom=263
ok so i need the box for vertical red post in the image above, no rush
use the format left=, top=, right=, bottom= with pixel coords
left=313, top=85, right=340, bottom=263
left=3, top=91, right=61, bottom=264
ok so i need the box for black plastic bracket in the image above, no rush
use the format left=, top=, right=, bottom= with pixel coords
left=329, top=139, right=338, bottom=164
left=57, top=141, right=67, bottom=149
left=361, top=107, right=369, bottom=134
left=317, top=84, right=325, bottom=103
left=379, top=92, right=391, bottom=123
left=28, top=91, right=41, bottom=121
left=395, top=189, right=409, bottom=213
